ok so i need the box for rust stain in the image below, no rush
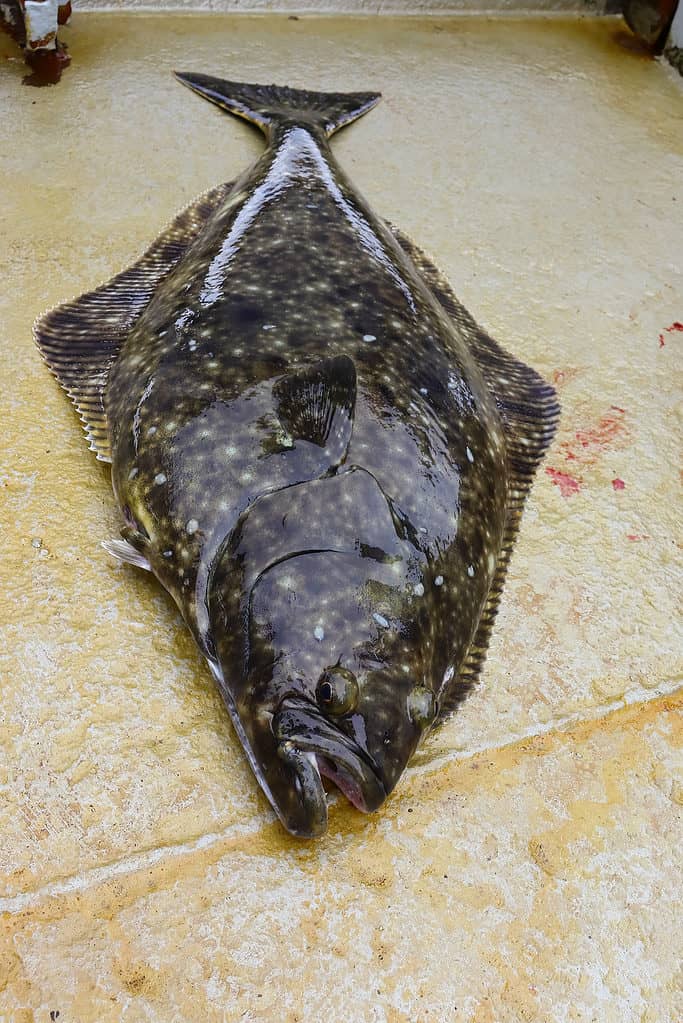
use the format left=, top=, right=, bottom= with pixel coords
left=612, top=477, right=625, bottom=491
left=23, top=42, right=70, bottom=87
left=612, top=28, right=657, bottom=57
left=550, top=367, right=581, bottom=389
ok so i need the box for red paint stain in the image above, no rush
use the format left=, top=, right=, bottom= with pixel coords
left=612, top=478, right=625, bottom=491
left=561, top=406, right=628, bottom=467
left=626, top=534, right=650, bottom=541
left=659, top=321, right=683, bottom=347
left=545, top=467, right=581, bottom=497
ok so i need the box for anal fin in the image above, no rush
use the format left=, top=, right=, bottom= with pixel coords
left=388, top=223, right=560, bottom=716
left=34, top=182, right=233, bottom=462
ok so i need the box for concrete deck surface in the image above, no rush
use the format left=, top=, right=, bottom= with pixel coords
left=1, top=14, right=682, bottom=1022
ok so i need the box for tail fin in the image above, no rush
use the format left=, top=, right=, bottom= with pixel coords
left=174, top=72, right=380, bottom=138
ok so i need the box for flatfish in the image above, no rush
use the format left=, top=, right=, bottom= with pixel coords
left=35, top=75, right=559, bottom=837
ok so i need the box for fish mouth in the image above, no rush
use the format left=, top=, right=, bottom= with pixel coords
left=272, top=695, right=386, bottom=837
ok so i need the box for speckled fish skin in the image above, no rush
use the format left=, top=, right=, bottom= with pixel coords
left=35, top=76, right=558, bottom=838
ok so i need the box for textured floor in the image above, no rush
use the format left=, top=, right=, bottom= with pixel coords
left=1, top=14, right=682, bottom=1022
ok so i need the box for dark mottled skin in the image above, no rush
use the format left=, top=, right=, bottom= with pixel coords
left=35, top=78, right=555, bottom=838
left=104, top=89, right=508, bottom=835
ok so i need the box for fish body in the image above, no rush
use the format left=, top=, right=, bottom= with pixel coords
left=36, top=77, right=558, bottom=837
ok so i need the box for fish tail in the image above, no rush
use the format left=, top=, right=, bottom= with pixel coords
left=174, top=73, right=380, bottom=138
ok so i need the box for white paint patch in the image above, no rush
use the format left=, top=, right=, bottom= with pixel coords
left=373, top=612, right=389, bottom=628
left=313, top=626, right=325, bottom=641
left=413, top=582, right=425, bottom=597
left=435, top=575, right=444, bottom=586
left=24, top=0, right=58, bottom=47
left=443, top=665, right=455, bottom=684
left=466, top=446, right=474, bottom=463
left=362, top=334, right=376, bottom=342
left=467, top=565, right=475, bottom=577
left=186, top=518, right=199, bottom=535
left=153, top=473, right=167, bottom=485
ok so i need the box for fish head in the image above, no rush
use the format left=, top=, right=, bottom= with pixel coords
left=208, top=468, right=436, bottom=837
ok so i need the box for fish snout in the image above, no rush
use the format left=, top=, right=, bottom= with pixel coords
left=272, top=695, right=387, bottom=831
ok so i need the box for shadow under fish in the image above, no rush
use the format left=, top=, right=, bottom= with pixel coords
left=35, top=75, right=559, bottom=838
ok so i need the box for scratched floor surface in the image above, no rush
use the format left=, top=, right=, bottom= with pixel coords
left=1, top=14, right=681, bottom=1022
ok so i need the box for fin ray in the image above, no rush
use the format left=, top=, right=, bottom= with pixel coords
left=388, top=224, right=560, bottom=716
left=273, top=355, right=357, bottom=469
left=174, top=73, right=380, bottom=138
left=34, top=183, right=233, bottom=462
left=101, top=538, right=151, bottom=571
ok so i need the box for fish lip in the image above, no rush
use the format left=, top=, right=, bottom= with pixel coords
left=276, top=743, right=329, bottom=839
left=273, top=695, right=387, bottom=816
left=208, top=659, right=328, bottom=838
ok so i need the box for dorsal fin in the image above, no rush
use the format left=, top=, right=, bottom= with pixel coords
left=34, top=183, right=232, bottom=462
left=388, top=223, right=560, bottom=718
left=274, top=355, right=357, bottom=470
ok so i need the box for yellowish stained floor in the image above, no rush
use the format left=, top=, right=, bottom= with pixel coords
left=1, top=14, right=682, bottom=1022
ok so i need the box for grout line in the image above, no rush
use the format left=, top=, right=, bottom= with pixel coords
left=0, top=820, right=264, bottom=917
left=1, top=678, right=679, bottom=917
left=408, top=676, right=683, bottom=777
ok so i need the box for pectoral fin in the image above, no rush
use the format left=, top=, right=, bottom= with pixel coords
left=101, top=538, right=151, bottom=572
left=273, top=355, right=357, bottom=470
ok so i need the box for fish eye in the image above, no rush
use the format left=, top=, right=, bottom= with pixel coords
left=315, top=666, right=359, bottom=716
left=407, top=685, right=437, bottom=729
